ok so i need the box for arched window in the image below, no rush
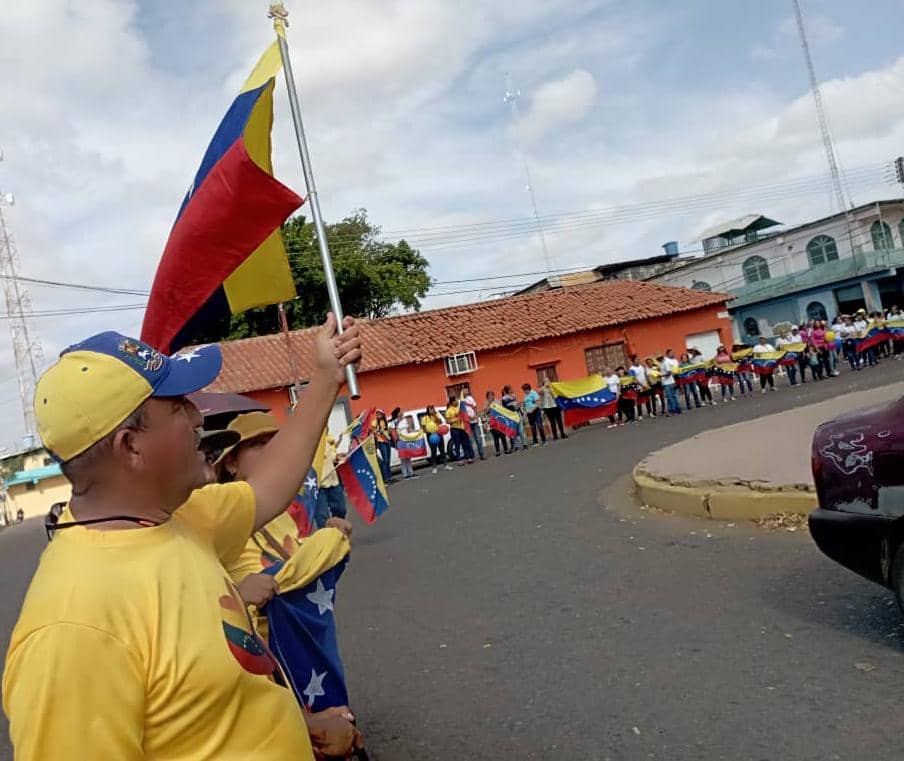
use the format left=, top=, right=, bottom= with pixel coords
left=742, top=255, right=770, bottom=284
left=743, top=317, right=760, bottom=337
left=691, top=280, right=711, bottom=291
left=806, top=235, right=839, bottom=266
left=871, top=220, right=893, bottom=251
left=806, top=301, right=828, bottom=322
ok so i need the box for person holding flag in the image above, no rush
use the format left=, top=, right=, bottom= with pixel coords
left=752, top=336, right=779, bottom=393
left=485, top=391, right=513, bottom=455
left=445, top=397, right=475, bottom=464
left=3, top=315, right=363, bottom=760
left=460, top=392, right=487, bottom=460
left=394, top=414, right=424, bottom=480
left=316, top=433, right=349, bottom=526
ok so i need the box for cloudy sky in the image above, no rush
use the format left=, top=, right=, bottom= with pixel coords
left=1, top=0, right=903, bottom=449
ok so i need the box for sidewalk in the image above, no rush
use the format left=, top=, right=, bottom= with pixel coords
left=634, top=381, right=904, bottom=520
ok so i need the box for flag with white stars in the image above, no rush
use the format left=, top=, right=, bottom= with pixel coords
left=337, top=438, right=389, bottom=525
left=266, top=558, right=349, bottom=712
left=549, top=374, right=618, bottom=427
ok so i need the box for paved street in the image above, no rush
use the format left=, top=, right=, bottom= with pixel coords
left=2, top=367, right=904, bottom=759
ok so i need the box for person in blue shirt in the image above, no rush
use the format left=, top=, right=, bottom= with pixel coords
left=521, top=383, right=547, bottom=446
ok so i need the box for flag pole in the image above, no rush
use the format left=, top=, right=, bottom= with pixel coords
left=268, top=2, right=360, bottom=399
left=278, top=302, right=304, bottom=403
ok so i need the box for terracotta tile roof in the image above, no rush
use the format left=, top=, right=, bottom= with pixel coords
left=209, top=280, right=728, bottom=394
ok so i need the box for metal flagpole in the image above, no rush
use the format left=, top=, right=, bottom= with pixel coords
left=277, top=302, right=304, bottom=404
left=268, top=2, right=360, bottom=399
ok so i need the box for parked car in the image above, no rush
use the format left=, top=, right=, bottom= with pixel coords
left=809, top=396, right=904, bottom=611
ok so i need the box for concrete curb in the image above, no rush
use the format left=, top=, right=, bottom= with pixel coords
left=632, top=463, right=816, bottom=521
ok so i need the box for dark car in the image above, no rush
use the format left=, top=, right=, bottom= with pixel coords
left=809, top=397, right=904, bottom=610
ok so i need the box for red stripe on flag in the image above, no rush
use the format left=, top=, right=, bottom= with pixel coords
left=337, top=460, right=377, bottom=525
left=141, top=140, right=302, bottom=353
left=563, top=401, right=618, bottom=427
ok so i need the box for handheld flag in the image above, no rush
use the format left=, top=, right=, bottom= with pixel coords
left=266, top=558, right=350, bottom=712
left=618, top=375, right=639, bottom=400
left=713, top=362, right=738, bottom=385
left=778, top=343, right=806, bottom=365
left=343, top=407, right=376, bottom=442
left=749, top=351, right=785, bottom=374
left=488, top=402, right=520, bottom=438
left=396, top=430, right=428, bottom=459
left=675, top=362, right=708, bottom=386
left=142, top=43, right=302, bottom=353
left=287, top=468, right=320, bottom=537
left=550, top=375, right=618, bottom=427
left=337, top=438, right=389, bottom=524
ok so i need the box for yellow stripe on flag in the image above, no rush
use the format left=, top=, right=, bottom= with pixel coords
left=241, top=41, right=283, bottom=94
left=223, top=75, right=297, bottom=313
left=549, top=374, right=606, bottom=400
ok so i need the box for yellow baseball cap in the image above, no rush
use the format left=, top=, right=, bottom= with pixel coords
left=36, top=331, right=222, bottom=463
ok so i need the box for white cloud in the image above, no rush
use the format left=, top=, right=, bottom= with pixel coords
left=0, top=0, right=902, bottom=452
left=752, top=10, right=844, bottom=62
left=510, top=69, right=598, bottom=145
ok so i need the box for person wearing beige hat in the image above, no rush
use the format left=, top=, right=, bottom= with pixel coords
left=214, top=411, right=351, bottom=610
left=3, top=315, right=362, bottom=760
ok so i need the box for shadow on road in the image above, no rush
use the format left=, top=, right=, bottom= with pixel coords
left=757, top=555, right=904, bottom=653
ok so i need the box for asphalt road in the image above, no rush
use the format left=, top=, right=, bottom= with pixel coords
left=2, top=365, right=904, bottom=760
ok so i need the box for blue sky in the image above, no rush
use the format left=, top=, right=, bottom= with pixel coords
left=0, top=0, right=902, bottom=447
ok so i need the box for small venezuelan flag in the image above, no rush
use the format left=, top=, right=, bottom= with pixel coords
left=488, top=402, right=521, bottom=438
left=142, top=42, right=302, bottom=353
left=396, top=430, right=428, bottom=459
left=287, top=467, right=320, bottom=538
left=337, top=438, right=389, bottom=525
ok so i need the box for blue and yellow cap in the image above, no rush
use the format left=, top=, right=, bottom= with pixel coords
left=35, top=331, right=222, bottom=463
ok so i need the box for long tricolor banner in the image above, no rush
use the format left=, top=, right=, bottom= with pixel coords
left=675, top=363, right=708, bottom=386
left=618, top=376, right=640, bottom=400
left=778, top=343, right=806, bottom=365
left=550, top=375, right=618, bottom=427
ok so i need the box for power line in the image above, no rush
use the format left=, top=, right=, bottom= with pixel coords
left=5, top=163, right=893, bottom=307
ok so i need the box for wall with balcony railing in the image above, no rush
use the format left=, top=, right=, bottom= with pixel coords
left=729, top=246, right=904, bottom=308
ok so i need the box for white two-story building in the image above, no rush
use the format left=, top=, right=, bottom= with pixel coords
left=647, top=199, right=904, bottom=342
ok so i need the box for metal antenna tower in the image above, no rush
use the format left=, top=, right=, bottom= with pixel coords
left=0, top=152, right=44, bottom=437
left=504, top=73, right=554, bottom=274
left=791, top=0, right=851, bottom=213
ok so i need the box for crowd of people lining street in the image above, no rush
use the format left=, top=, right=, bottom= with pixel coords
left=2, top=307, right=900, bottom=759
left=370, top=308, right=903, bottom=478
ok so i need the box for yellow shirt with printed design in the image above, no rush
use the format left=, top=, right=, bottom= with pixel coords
left=2, top=482, right=314, bottom=761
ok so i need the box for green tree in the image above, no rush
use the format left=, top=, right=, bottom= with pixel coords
left=196, top=210, right=432, bottom=342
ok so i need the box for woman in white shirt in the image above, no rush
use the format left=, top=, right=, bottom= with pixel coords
left=629, top=354, right=654, bottom=419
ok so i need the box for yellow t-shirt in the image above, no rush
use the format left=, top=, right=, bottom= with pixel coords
left=229, top=510, right=304, bottom=585
left=2, top=482, right=314, bottom=761
left=445, top=404, right=465, bottom=430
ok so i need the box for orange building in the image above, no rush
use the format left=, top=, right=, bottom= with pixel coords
left=208, top=280, right=731, bottom=425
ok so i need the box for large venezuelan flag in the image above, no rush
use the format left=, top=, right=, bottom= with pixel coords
left=550, top=375, right=618, bottom=427
left=142, top=42, right=302, bottom=353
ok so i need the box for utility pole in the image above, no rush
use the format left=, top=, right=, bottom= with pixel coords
left=791, top=0, right=850, bottom=213
left=0, top=150, right=44, bottom=437
left=503, top=73, right=554, bottom=274
left=791, top=0, right=858, bottom=259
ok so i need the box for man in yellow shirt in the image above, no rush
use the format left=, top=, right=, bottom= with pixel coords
left=444, top=397, right=474, bottom=464
left=3, top=315, right=362, bottom=760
